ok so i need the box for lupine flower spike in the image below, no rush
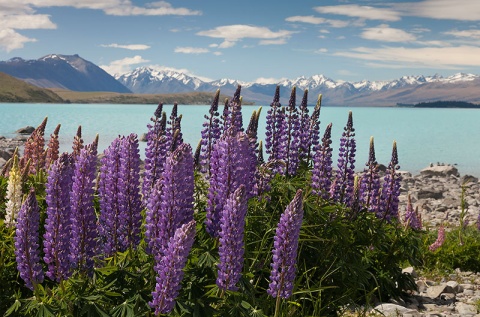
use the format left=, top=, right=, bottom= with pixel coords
left=429, top=225, right=445, bottom=251
left=268, top=189, right=304, bottom=315
left=284, top=87, right=301, bottom=176
left=200, top=89, right=221, bottom=175
left=311, top=123, right=333, bottom=200
left=21, top=116, right=47, bottom=174
left=150, top=220, right=196, bottom=315
left=298, top=89, right=310, bottom=160
left=265, top=86, right=283, bottom=164
left=217, top=185, right=248, bottom=291
left=378, top=141, right=401, bottom=222
left=404, top=194, right=422, bottom=230
left=307, top=95, right=322, bottom=159
left=70, top=142, right=98, bottom=273
left=72, top=125, right=84, bottom=160
left=45, top=123, right=61, bottom=169
left=229, top=85, right=244, bottom=133
left=5, top=150, right=22, bottom=226
left=359, top=137, right=381, bottom=213
left=44, top=153, right=74, bottom=282
left=14, top=188, right=44, bottom=290
left=145, top=143, right=194, bottom=255
left=332, top=111, right=356, bottom=206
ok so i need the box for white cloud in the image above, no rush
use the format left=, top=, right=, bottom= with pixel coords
left=100, top=55, right=149, bottom=75
left=0, top=14, right=56, bottom=29
left=101, top=43, right=151, bottom=50
left=285, top=15, right=349, bottom=28
left=361, top=24, right=416, bottom=42
left=174, top=47, right=209, bottom=54
left=197, top=24, right=295, bottom=47
left=335, top=45, right=480, bottom=68
left=254, top=77, right=287, bottom=84
left=314, top=5, right=401, bottom=21
left=259, top=38, right=287, bottom=45
left=445, top=29, right=480, bottom=39
left=213, top=51, right=222, bottom=56
left=396, top=0, right=480, bottom=21
left=315, top=48, right=328, bottom=53
left=0, top=28, right=36, bottom=52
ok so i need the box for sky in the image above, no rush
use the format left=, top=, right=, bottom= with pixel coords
left=1, top=0, right=480, bottom=83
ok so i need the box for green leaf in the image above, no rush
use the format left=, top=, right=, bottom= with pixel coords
left=4, top=299, right=21, bottom=316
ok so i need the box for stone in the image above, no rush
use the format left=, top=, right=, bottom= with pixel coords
left=426, top=284, right=449, bottom=298
left=139, top=133, right=147, bottom=142
left=420, top=164, right=459, bottom=177
left=403, top=266, right=418, bottom=278
left=417, top=189, right=443, bottom=199
left=15, top=126, right=35, bottom=134
left=373, top=303, right=419, bottom=316
left=456, top=302, right=477, bottom=315
left=446, top=281, right=462, bottom=293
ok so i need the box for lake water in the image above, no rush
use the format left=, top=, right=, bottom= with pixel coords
left=1, top=103, right=479, bottom=177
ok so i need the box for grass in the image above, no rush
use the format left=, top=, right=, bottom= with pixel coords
left=0, top=72, right=63, bottom=103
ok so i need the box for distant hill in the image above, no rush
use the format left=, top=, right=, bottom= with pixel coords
left=398, top=100, right=480, bottom=108
left=0, top=54, right=131, bottom=93
left=0, top=72, right=63, bottom=103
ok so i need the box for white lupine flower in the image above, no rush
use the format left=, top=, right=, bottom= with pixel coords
left=5, top=156, right=22, bottom=226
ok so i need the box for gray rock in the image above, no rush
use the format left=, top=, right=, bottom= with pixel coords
left=417, top=189, right=444, bottom=199
left=420, top=165, right=459, bottom=177
left=15, top=126, right=35, bottom=134
left=426, top=284, right=450, bottom=298
left=373, top=303, right=419, bottom=316
left=456, top=302, right=477, bottom=315
left=139, top=133, right=147, bottom=142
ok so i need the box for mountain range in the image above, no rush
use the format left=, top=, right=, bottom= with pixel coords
left=2, top=54, right=480, bottom=106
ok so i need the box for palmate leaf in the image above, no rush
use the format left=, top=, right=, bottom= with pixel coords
left=110, top=301, right=135, bottom=317
left=4, top=299, right=21, bottom=316
left=79, top=302, right=111, bottom=317
left=36, top=303, right=56, bottom=317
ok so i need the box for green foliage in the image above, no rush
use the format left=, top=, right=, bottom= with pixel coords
left=421, top=226, right=480, bottom=273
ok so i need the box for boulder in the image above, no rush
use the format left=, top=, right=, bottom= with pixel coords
left=420, top=164, right=459, bottom=177
left=15, top=126, right=35, bottom=134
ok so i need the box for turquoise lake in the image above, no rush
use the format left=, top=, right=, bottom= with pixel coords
left=1, top=103, right=479, bottom=177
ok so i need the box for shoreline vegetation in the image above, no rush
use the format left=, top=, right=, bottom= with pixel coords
left=397, top=100, right=480, bottom=108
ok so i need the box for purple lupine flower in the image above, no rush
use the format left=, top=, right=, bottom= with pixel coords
left=72, top=125, right=84, bottom=160
left=166, top=103, right=183, bottom=150
left=404, top=194, right=422, bottom=230
left=350, top=175, right=362, bottom=216
left=306, top=95, right=322, bottom=160
left=14, top=188, right=44, bottom=290
left=359, top=137, right=381, bottom=213
left=200, top=90, right=221, bottom=175
left=332, top=111, right=356, bottom=206
left=265, top=86, right=282, bottom=160
left=220, top=97, right=230, bottom=134
left=44, top=153, right=74, bottom=282
left=45, top=123, right=61, bottom=169
left=284, top=87, right=301, bottom=176
left=145, top=143, right=194, bottom=255
left=217, top=185, right=248, bottom=291
left=150, top=220, right=196, bottom=315
left=246, top=107, right=261, bottom=154
left=21, top=116, right=47, bottom=174
left=429, top=225, right=445, bottom=251
left=99, top=135, right=143, bottom=255
left=229, top=85, right=244, bottom=133
left=206, top=129, right=256, bottom=237
left=378, top=141, right=401, bottom=222
left=70, top=142, right=98, bottom=273
left=311, top=123, right=333, bottom=200
left=298, top=89, right=310, bottom=160
left=267, top=189, right=304, bottom=299
left=118, top=134, right=142, bottom=250
left=142, top=104, right=168, bottom=203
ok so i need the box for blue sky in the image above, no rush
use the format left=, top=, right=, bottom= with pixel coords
left=1, top=0, right=480, bottom=83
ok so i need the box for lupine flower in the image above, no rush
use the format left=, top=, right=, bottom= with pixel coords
left=145, top=143, right=194, bottom=255
left=206, top=129, right=256, bottom=237
left=229, top=85, right=244, bottom=133
left=72, top=125, right=84, bottom=160
left=166, top=103, right=183, bottom=150
left=429, top=225, right=445, bottom=251
left=298, top=89, right=310, bottom=160
left=332, top=111, right=356, bottom=206
left=44, top=153, right=74, bottom=282
left=45, top=123, right=61, bottom=169
left=200, top=89, right=221, bottom=175
left=5, top=151, right=22, bottom=226
left=306, top=95, right=322, bottom=159
left=14, top=188, right=44, bottom=290
left=350, top=175, right=361, bottom=216
left=268, top=189, right=304, bottom=299
left=404, top=194, right=422, bottom=230
left=217, top=185, right=248, bottom=291
left=246, top=107, right=262, bottom=155
left=150, top=220, right=196, bottom=315
left=359, top=137, right=381, bottom=213
left=265, top=86, right=282, bottom=161
left=118, top=134, right=142, bottom=250
left=143, top=104, right=168, bottom=203
left=378, top=141, right=401, bottom=222
left=21, top=116, right=47, bottom=174
left=193, top=139, right=202, bottom=170
left=99, top=135, right=143, bottom=255
left=284, top=87, right=301, bottom=176
left=311, top=123, right=333, bottom=200
left=220, top=98, right=230, bottom=133
left=70, top=142, right=98, bottom=273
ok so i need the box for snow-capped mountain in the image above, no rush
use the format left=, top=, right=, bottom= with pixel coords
left=0, top=54, right=131, bottom=93
left=116, top=67, right=480, bottom=105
